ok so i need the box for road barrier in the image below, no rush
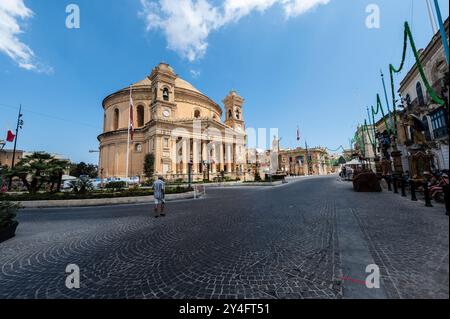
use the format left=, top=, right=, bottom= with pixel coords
left=381, top=175, right=448, bottom=215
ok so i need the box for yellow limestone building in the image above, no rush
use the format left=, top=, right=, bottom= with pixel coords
left=98, top=63, right=247, bottom=181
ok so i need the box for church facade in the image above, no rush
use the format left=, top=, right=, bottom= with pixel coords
left=279, top=147, right=331, bottom=176
left=98, top=63, right=247, bottom=181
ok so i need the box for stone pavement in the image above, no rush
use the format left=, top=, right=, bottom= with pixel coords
left=0, top=176, right=448, bottom=299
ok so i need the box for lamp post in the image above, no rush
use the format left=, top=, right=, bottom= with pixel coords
left=188, top=159, right=193, bottom=188
left=89, top=149, right=103, bottom=189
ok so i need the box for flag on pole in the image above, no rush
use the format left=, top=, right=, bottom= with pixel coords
left=129, top=87, right=134, bottom=143
left=6, top=130, right=15, bottom=142
left=297, top=126, right=300, bottom=142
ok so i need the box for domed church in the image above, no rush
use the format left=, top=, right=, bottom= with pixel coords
left=98, top=63, right=247, bottom=181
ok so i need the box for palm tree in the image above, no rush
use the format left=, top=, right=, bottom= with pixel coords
left=48, top=158, right=70, bottom=192
left=69, top=176, right=93, bottom=194
left=5, top=152, right=69, bottom=194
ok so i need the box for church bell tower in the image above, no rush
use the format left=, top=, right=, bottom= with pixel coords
left=149, top=62, right=177, bottom=120
left=223, top=91, right=245, bottom=132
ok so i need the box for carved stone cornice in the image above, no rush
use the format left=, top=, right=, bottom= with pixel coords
left=102, top=87, right=151, bottom=109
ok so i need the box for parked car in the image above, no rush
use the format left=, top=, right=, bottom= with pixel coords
left=90, top=178, right=103, bottom=190
left=103, top=176, right=140, bottom=188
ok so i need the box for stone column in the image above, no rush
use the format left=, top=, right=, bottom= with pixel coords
left=212, top=143, right=217, bottom=173
left=154, top=137, right=160, bottom=175
left=202, top=141, right=209, bottom=179
left=171, top=138, right=177, bottom=174
left=193, top=139, right=199, bottom=174
left=226, top=143, right=232, bottom=173
left=235, top=143, right=240, bottom=174
left=202, top=141, right=208, bottom=162
left=231, top=143, right=237, bottom=173
left=182, top=138, right=188, bottom=175
left=219, top=143, right=224, bottom=172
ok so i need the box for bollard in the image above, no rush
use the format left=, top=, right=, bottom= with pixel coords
left=423, top=182, right=433, bottom=207
left=386, top=176, right=392, bottom=191
left=410, top=180, right=417, bottom=201
left=401, top=177, right=407, bottom=197
left=393, top=176, right=399, bottom=194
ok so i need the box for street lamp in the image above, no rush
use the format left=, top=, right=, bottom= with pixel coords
left=88, top=149, right=103, bottom=189
left=188, top=159, right=193, bottom=188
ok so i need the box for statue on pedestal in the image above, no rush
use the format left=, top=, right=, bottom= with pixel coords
left=403, top=114, right=433, bottom=181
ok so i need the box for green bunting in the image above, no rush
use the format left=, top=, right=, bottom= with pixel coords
left=359, top=21, right=447, bottom=151
left=389, top=21, right=445, bottom=110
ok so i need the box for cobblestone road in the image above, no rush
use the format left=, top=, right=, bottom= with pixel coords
left=0, top=176, right=448, bottom=299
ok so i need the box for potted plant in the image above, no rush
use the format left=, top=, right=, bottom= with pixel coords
left=0, top=201, right=21, bottom=243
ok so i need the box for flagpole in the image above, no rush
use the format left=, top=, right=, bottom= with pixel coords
left=8, top=105, right=23, bottom=190
left=426, top=0, right=438, bottom=35
left=434, top=0, right=450, bottom=65
left=380, top=70, right=394, bottom=132
left=305, top=140, right=310, bottom=176
left=126, top=86, right=132, bottom=179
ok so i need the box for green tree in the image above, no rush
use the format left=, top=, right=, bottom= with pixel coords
left=47, top=158, right=72, bottom=192
left=5, top=152, right=69, bottom=194
left=144, top=153, right=155, bottom=179
left=69, top=162, right=98, bottom=178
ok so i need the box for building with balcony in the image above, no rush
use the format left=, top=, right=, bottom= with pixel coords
left=398, top=18, right=449, bottom=171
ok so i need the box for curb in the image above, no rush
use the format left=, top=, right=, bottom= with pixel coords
left=17, top=191, right=197, bottom=209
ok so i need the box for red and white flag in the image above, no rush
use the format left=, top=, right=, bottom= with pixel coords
left=129, top=86, right=134, bottom=143
left=6, top=130, right=15, bottom=142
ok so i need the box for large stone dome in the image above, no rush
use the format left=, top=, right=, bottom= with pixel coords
left=123, top=75, right=204, bottom=95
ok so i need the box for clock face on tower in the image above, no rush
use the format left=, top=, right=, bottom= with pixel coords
left=236, top=124, right=242, bottom=131
left=163, top=109, right=170, bottom=118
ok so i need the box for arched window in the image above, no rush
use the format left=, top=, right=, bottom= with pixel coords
left=163, top=88, right=169, bottom=101
left=235, top=109, right=240, bottom=120
left=137, top=105, right=144, bottom=127
left=416, top=82, right=425, bottom=105
left=228, top=110, right=233, bottom=119
left=194, top=109, right=201, bottom=119
left=113, top=108, right=119, bottom=130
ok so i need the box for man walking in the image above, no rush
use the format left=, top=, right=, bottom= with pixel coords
left=152, top=176, right=166, bottom=218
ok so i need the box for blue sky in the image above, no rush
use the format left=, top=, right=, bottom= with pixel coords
left=0, top=0, right=448, bottom=164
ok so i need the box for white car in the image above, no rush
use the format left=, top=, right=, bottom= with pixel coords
left=90, top=179, right=103, bottom=190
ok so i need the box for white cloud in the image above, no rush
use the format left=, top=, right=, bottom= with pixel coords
left=0, top=0, right=50, bottom=72
left=283, top=0, right=330, bottom=18
left=190, top=69, right=201, bottom=78
left=140, top=0, right=330, bottom=61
